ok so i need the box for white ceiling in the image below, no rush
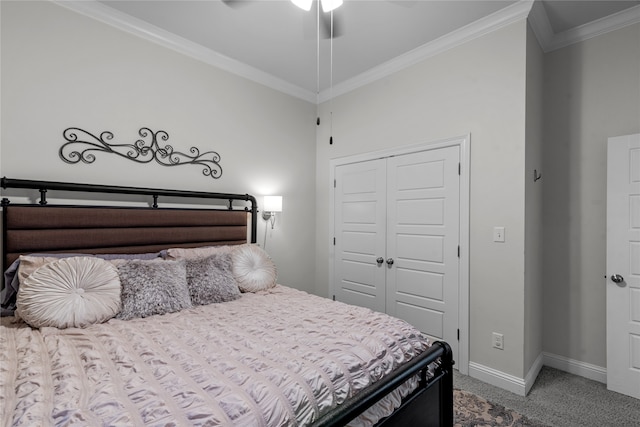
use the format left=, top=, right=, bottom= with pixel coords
left=65, top=0, right=640, bottom=102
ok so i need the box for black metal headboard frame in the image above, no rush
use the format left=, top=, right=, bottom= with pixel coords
left=1, top=177, right=258, bottom=269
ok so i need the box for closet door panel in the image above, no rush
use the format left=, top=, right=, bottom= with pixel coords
left=395, top=303, right=444, bottom=339
left=334, top=159, right=387, bottom=313
left=386, top=146, right=460, bottom=356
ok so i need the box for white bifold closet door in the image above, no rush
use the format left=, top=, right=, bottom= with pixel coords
left=334, top=158, right=387, bottom=313
left=334, top=146, right=460, bottom=358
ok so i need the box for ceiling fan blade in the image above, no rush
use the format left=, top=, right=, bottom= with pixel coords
left=221, top=0, right=251, bottom=9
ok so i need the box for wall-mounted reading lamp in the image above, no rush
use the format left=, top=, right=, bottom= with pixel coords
left=262, top=195, right=283, bottom=229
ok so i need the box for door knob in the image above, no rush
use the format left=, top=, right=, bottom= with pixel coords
left=376, top=257, right=384, bottom=265
left=611, top=274, right=624, bottom=284
left=386, top=258, right=394, bottom=266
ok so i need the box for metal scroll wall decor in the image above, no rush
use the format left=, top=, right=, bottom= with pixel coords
left=59, top=127, right=223, bottom=179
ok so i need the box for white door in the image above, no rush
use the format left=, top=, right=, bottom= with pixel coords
left=386, top=146, right=460, bottom=358
left=334, top=159, right=387, bottom=312
left=606, top=133, right=640, bottom=399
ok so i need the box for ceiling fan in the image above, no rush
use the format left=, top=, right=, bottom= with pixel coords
left=291, top=0, right=343, bottom=13
left=222, top=0, right=343, bottom=38
left=294, top=0, right=344, bottom=39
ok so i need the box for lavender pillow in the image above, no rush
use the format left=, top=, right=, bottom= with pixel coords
left=2, top=258, right=22, bottom=316
left=116, top=259, right=192, bottom=320
left=165, top=245, right=233, bottom=260
left=185, top=253, right=241, bottom=305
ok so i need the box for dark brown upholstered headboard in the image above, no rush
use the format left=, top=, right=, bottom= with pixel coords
left=1, top=178, right=258, bottom=273
left=3, top=205, right=249, bottom=268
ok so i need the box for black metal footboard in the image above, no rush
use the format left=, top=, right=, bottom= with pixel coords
left=313, top=341, right=454, bottom=427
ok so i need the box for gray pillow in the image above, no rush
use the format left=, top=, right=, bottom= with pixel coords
left=116, top=259, right=192, bottom=320
left=186, top=253, right=241, bottom=305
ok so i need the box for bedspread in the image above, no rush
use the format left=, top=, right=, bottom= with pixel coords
left=0, top=285, right=430, bottom=427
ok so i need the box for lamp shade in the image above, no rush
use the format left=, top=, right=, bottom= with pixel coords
left=264, top=196, right=282, bottom=213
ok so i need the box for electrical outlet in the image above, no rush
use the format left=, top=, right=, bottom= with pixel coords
left=492, top=332, right=504, bottom=350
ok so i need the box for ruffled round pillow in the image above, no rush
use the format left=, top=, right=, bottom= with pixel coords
left=16, top=257, right=121, bottom=328
left=231, top=245, right=277, bottom=292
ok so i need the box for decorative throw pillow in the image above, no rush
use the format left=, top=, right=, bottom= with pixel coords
left=165, top=245, right=233, bottom=260
left=4, top=253, right=93, bottom=316
left=17, top=252, right=162, bottom=284
left=95, top=252, right=162, bottom=261
left=16, top=257, right=121, bottom=328
left=185, top=253, right=241, bottom=305
left=116, top=259, right=192, bottom=320
left=17, top=254, right=85, bottom=286
left=231, top=244, right=277, bottom=292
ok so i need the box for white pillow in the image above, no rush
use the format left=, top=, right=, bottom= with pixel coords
left=231, top=244, right=277, bottom=292
left=16, top=257, right=121, bottom=328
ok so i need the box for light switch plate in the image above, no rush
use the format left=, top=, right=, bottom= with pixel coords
left=493, top=227, right=505, bottom=242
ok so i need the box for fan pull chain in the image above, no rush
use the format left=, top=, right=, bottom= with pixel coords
left=316, top=0, right=320, bottom=98
left=329, top=8, right=334, bottom=145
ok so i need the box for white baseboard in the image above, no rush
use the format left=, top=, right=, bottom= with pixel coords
left=468, top=352, right=606, bottom=396
left=468, top=353, right=543, bottom=396
left=542, top=352, right=607, bottom=384
left=468, top=362, right=528, bottom=396
left=524, top=352, right=545, bottom=395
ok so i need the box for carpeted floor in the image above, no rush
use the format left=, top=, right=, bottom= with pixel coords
left=454, top=366, right=640, bottom=427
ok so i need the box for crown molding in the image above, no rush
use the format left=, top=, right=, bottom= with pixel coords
left=53, top=0, right=535, bottom=105
left=52, top=0, right=318, bottom=103
left=546, top=4, right=640, bottom=52
left=527, top=0, right=554, bottom=50
left=318, top=0, right=535, bottom=103
left=52, top=0, right=640, bottom=105
left=529, top=1, right=640, bottom=53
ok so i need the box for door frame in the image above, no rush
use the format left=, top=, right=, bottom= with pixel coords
left=328, top=134, right=470, bottom=375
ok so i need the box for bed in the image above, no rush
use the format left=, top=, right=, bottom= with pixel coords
left=0, top=177, right=453, bottom=427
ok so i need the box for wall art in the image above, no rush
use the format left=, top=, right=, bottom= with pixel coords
left=59, top=127, right=223, bottom=179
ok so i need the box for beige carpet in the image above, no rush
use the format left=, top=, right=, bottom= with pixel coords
left=454, top=389, right=549, bottom=427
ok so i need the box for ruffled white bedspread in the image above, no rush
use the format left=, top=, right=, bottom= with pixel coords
left=0, top=285, right=431, bottom=426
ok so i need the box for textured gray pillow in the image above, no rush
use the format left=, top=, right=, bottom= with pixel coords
left=116, top=259, right=192, bottom=320
left=185, top=253, right=241, bottom=305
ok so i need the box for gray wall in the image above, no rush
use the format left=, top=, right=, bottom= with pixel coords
left=524, top=22, right=545, bottom=378
left=0, top=1, right=317, bottom=293
left=542, top=22, right=640, bottom=369
left=315, top=21, right=529, bottom=378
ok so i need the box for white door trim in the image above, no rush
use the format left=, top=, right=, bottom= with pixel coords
left=606, top=133, right=640, bottom=399
left=328, top=134, right=470, bottom=375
